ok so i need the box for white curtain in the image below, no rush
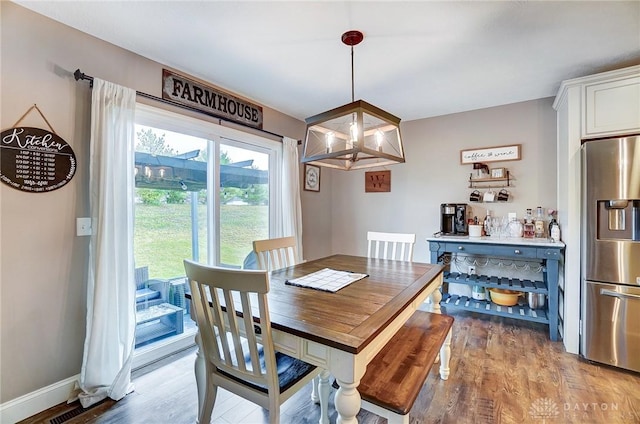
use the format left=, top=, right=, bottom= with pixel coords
left=281, top=137, right=304, bottom=259
left=77, top=78, right=137, bottom=408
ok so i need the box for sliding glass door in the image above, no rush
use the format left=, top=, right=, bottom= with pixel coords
left=132, top=104, right=281, bottom=364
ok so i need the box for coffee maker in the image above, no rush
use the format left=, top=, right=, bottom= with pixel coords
left=441, top=203, right=468, bottom=235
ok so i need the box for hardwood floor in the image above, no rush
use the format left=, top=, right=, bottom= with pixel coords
left=21, top=309, right=640, bottom=424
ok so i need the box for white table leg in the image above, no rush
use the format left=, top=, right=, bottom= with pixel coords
left=429, top=287, right=442, bottom=314
left=334, top=379, right=361, bottom=424
left=311, top=375, right=319, bottom=403
left=318, top=369, right=331, bottom=424
left=439, top=328, right=452, bottom=380
left=429, top=287, right=443, bottom=363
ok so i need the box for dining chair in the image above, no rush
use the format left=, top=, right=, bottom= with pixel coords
left=252, top=236, right=299, bottom=271
left=367, top=231, right=416, bottom=261
left=184, top=259, right=320, bottom=424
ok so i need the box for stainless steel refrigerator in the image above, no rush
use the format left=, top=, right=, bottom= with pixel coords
left=581, top=135, right=640, bottom=373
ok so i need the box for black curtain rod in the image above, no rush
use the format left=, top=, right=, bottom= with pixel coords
left=73, top=69, right=301, bottom=144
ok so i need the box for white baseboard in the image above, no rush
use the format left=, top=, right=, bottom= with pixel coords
left=0, top=374, right=79, bottom=424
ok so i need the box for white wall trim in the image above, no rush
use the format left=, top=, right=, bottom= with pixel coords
left=132, top=330, right=196, bottom=370
left=0, top=374, right=78, bottom=424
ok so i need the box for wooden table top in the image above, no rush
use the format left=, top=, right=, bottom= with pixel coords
left=265, top=254, right=443, bottom=354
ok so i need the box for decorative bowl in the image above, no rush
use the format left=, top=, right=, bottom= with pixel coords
left=488, top=289, right=522, bottom=306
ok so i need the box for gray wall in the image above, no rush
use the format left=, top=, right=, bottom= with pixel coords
left=1, top=1, right=557, bottom=407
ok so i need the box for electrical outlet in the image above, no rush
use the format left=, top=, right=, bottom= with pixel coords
left=468, top=266, right=476, bottom=275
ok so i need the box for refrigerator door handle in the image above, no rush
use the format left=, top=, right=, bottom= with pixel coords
left=600, top=288, right=640, bottom=300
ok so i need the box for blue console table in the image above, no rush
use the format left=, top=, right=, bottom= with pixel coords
left=427, top=236, right=565, bottom=341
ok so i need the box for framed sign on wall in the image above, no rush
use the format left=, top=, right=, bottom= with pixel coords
left=1, top=105, right=77, bottom=193
left=304, top=164, right=320, bottom=192
left=365, top=170, right=391, bottom=192
left=490, top=167, right=505, bottom=178
left=460, top=144, right=521, bottom=164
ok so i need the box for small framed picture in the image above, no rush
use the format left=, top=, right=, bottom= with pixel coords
left=304, top=164, right=320, bottom=192
left=490, top=167, right=505, bottom=179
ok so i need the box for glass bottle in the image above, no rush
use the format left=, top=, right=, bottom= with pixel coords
left=550, top=220, right=561, bottom=241
left=483, top=210, right=492, bottom=236
left=548, top=213, right=558, bottom=237
left=508, top=215, right=523, bottom=238
left=523, top=208, right=535, bottom=238
left=534, top=206, right=546, bottom=238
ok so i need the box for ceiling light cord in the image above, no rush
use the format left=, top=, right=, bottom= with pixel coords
left=350, top=45, right=355, bottom=103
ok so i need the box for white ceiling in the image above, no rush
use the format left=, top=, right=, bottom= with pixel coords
left=14, top=1, right=640, bottom=122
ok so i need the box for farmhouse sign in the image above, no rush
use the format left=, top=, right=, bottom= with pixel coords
left=162, top=69, right=263, bottom=129
left=460, top=144, right=521, bottom=164
left=1, top=127, right=77, bottom=193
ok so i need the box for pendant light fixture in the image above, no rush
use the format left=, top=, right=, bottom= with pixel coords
left=301, top=30, right=405, bottom=170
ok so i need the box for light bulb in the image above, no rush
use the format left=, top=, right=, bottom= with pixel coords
left=326, top=132, right=334, bottom=153
left=350, top=122, right=358, bottom=144
left=375, top=130, right=384, bottom=152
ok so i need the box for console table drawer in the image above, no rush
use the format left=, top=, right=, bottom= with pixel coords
left=445, top=243, right=538, bottom=259
left=538, top=249, right=561, bottom=260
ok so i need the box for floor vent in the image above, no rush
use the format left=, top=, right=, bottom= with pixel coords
left=49, top=400, right=106, bottom=424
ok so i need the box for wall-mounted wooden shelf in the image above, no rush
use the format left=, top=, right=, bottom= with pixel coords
left=469, top=170, right=512, bottom=188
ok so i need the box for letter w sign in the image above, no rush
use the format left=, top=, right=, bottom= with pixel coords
left=365, top=170, right=391, bottom=193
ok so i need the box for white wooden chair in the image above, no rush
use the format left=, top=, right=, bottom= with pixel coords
left=184, top=260, right=320, bottom=424
left=252, top=237, right=331, bottom=415
left=252, top=236, right=299, bottom=271
left=367, top=231, right=416, bottom=261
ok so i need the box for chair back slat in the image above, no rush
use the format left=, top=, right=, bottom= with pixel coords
left=240, top=293, right=262, bottom=376
left=253, top=236, right=299, bottom=272
left=367, top=231, right=416, bottom=261
left=223, top=289, right=247, bottom=371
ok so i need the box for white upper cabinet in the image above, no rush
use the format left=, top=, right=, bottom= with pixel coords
left=583, top=75, right=640, bottom=138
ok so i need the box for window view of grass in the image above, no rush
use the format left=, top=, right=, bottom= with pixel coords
left=135, top=202, right=268, bottom=279
left=134, top=125, right=271, bottom=280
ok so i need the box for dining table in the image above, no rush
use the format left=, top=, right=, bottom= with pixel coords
left=190, top=254, right=447, bottom=424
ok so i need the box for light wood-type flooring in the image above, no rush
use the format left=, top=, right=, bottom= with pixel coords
left=20, top=309, right=640, bottom=424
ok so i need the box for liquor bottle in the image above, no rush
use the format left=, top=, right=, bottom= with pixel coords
left=523, top=208, right=535, bottom=238
left=548, top=215, right=558, bottom=237
left=534, top=206, right=546, bottom=238
left=550, top=220, right=561, bottom=241
left=483, top=210, right=492, bottom=236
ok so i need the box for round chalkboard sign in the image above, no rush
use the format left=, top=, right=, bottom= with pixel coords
left=1, top=127, right=77, bottom=193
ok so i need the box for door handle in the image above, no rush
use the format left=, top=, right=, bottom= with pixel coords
left=600, top=289, right=640, bottom=300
